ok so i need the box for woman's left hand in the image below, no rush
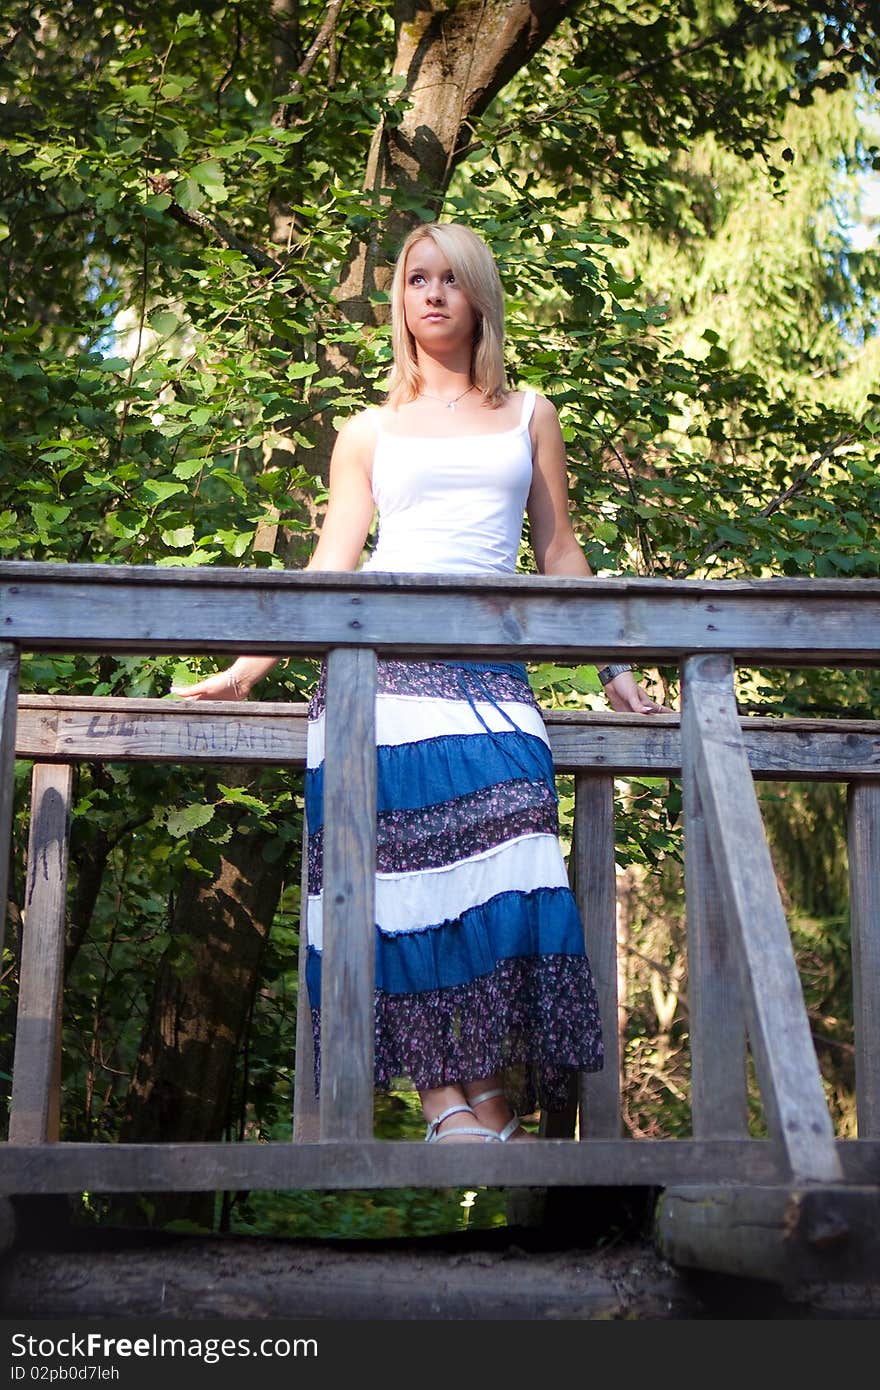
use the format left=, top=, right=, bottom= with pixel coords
left=603, top=671, right=673, bottom=715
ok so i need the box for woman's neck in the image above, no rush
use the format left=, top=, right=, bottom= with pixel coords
left=415, top=349, right=472, bottom=398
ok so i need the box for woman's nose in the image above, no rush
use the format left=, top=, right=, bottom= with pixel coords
left=426, top=281, right=445, bottom=302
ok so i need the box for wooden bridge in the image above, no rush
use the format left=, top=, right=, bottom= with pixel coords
left=1, top=561, right=879, bottom=1292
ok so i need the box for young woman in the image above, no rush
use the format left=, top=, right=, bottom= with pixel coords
left=176, top=221, right=666, bottom=1144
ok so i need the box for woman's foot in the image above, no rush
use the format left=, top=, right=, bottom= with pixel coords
left=425, top=1104, right=501, bottom=1143
left=463, top=1082, right=538, bottom=1141
left=420, top=1087, right=502, bottom=1144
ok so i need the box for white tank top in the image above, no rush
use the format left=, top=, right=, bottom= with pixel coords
left=361, top=390, right=536, bottom=575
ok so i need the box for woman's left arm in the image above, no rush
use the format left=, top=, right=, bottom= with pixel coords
left=525, top=394, right=669, bottom=715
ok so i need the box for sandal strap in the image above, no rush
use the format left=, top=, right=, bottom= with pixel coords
left=424, top=1102, right=475, bottom=1141
left=466, top=1089, right=523, bottom=1141
left=496, top=1115, right=522, bottom=1142
left=467, top=1087, right=505, bottom=1108
left=428, top=1125, right=502, bottom=1144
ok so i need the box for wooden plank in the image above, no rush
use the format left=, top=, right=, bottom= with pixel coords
left=293, top=817, right=319, bottom=1142
left=3, top=563, right=880, bottom=662
left=0, top=645, right=19, bottom=962
left=656, top=1184, right=880, bottom=1285
left=681, top=677, right=749, bottom=1138
left=0, top=1137, right=876, bottom=1195
left=681, top=653, right=842, bottom=1184
left=848, top=782, right=880, bottom=1137
left=9, top=763, right=73, bottom=1144
left=15, top=695, right=307, bottom=764
left=319, top=648, right=377, bottom=1141
left=15, top=696, right=880, bottom=782
left=545, top=712, right=880, bottom=779
left=0, top=1236, right=708, bottom=1323
left=573, top=775, right=621, bottom=1138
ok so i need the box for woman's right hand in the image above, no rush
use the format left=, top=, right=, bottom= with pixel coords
left=170, top=669, right=247, bottom=702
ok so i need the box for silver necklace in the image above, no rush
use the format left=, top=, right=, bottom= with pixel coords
left=418, top=384, right=475, bottom=412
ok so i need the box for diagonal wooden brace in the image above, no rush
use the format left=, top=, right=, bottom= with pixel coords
left=680, top=654, right=841, bottom=1184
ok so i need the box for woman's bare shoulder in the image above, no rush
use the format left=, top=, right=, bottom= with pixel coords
left=528, top=390, right=559, bottom=422
left=337, top=404, right=384, bottom=441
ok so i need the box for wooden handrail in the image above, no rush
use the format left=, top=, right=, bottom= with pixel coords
left=2, top=570, right=879, bottom=1282
left=13, top=694, right=880, bottom=778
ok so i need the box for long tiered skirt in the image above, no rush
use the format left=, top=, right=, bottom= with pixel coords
left=304, top=658, right=603, bottom=1113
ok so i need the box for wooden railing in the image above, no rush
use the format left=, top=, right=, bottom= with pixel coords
left=1, top=562, right=879, bottom=1281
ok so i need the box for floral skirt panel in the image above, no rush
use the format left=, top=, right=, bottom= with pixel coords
left=304, top=658, right=604, bottom=1114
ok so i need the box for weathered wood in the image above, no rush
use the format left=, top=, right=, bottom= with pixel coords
left=15, top=695, right=880, bottom=782
left=3, top=563, right=880, bottom=662
left=0, top=644, right=19, bottom=961
left=293, top=817, right=319, bottom=1142
left=656, top=1184, right=880, bottom=1285
left=319, top=648, right=377, bottom=1141
left=0, top=1137, right=876, bottom=1195
left=573, top=775, right=621, bottom=1138
left=681, top=676, right=749, bottom=1138
left=15, top=695, right=308, bottom=764
left=681, top=654, right=842, bottom=1184
left=848, top=782, right=880, bottom=1137
left=9, top=763, right=73, bottom=1144
left=545, top=711, right=880, bottom=779
left=0, top=1232, right=708, bottom=1322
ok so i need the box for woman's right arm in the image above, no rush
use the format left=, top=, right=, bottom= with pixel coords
left=173, top=412, right=377, bottom=701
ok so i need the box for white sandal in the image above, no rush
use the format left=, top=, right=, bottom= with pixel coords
left=424, top=1102, right=502, bottom=1143
left=466, top=1087, right=524, bottom=1142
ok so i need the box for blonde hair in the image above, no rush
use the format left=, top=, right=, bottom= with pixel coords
left=386, top=221, right=507, bottom=408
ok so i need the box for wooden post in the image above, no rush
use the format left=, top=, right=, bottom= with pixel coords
left=319, top=647, right=377, bottom=1141
left=293, top=815, right=319, bottom=1141
left=680, top=654, right=841, bottom=1185
left=574, top=775, right=621, bottom=1138
left=847, top=782, right=880, bottom=1137
left=681, top=671, right=749, bottom=1138
left=9, top=763, right=73, bottom=1144
left=0, top=644, right=19, bottom=964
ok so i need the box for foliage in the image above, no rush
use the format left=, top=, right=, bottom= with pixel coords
left=1, top=0, right=878, bottom=1234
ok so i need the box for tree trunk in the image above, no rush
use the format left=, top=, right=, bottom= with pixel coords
left=303, top=0, right=578, bottom=488
left=337, top=0, right=578, bottom=327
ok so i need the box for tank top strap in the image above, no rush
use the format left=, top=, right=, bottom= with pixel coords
left=519, top=389, right=537, bottom=429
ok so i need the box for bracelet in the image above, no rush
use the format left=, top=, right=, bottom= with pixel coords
left=597, top=662, right=634, bottom=687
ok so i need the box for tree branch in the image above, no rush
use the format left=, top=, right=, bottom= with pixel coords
left=272, top=0, right=346, bottom=128
left=757, top=432, right=856, bottom=519
left=616, top=4, right=779, bottom=84
left=148, top=176, right=286, bottom=275
left=693, top=431, right=857, bottom=571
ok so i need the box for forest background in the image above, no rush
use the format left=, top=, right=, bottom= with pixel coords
left=1, top=0, right=879, bottom=1240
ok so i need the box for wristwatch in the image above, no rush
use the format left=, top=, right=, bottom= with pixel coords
left=597, top=663, right=634, bottom=686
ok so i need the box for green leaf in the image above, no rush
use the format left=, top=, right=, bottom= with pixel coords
left=172, top=459, right=206, bottom=480
left=140, top=480, right=188, bottom=505
left=175, top=177, right=203, bottom=211
left=191, top=159, right=224, bottom=186
left=217, top=785, right=272, bottom=814
left=165, top=803, right=215, bottom=837
left=149, top=310, right=181, bottom=337
left=160, top=525, right=195, bottom=547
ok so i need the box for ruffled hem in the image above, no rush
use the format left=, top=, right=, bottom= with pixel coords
left=310, top=954, right=603, bottom=1115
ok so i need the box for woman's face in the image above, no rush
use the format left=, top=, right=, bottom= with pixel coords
left=402, top=237, right=477, bottom=352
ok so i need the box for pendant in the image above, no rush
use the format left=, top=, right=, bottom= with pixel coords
left=448, top=401, right=456, bottom=411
